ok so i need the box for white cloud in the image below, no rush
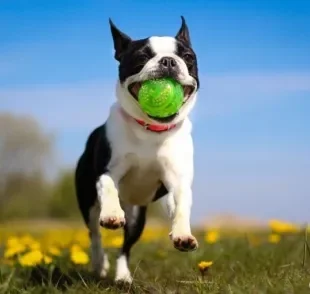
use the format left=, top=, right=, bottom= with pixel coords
left=0, top=79, right=116, bottom=131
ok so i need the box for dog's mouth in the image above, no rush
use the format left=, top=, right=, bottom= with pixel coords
left=128, top=82, right=195, bottom=101
left=128, top=82, right=142, bottom=99
left=128, top=82, right=195, bottom=123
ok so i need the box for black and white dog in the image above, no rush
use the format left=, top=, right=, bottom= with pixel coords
left=75, top=16, right=200, bottom=283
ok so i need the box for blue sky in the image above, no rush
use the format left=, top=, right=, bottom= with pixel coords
left=1, top=0, right=310, bottom=224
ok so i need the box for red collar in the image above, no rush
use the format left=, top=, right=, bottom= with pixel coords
left=134, top=118, right=176, bottom=133
left=120, top=108, right=177, bottom=133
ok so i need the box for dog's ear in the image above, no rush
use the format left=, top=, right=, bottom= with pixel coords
left=175, top=16, right=191, bottom=46
left=109, top=18, right=132, bottom=61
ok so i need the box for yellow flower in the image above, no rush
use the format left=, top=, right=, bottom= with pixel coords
left=19, top=235, right=36, bottom=246
left=6, top=236, right=20, bottom=248
left=29, top=241, right=41, bottom=251
left=70, top=250, right=89, bottom=265
left=43, top=255, right=52, bottom=265
left=47, top=246, right=61, bottom=256
left=70, top=244, right=89, bottom=264
left=110, top=236, right=123, bottom=248
left=141, top=227, right=166, bottom=242
left=73, top=231, right=90, bottom=248
left=198, top=261, right=213, bottom=271
left=268, top=233, right=281, bottom=244
left=204, top=230, right=219, bottom=244
left=269, top=219, right=299, bottom=234
left=19, top=250, right=43, bottom=267
left=4, top=243, right=26, bottom=258
left=70, top=244, right=83, bottom=253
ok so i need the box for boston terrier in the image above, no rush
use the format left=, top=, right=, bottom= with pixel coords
left=75, top=16, right=200, bottom=283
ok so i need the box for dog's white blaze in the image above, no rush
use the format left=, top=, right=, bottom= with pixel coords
left=149, top=36, right=176, bottom=54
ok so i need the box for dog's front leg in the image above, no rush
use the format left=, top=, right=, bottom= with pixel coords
left=96, top=159, right=130, bottom=230
left=162, top=166, right=198, bottom=252
left=167, top=185, right=198, bottom=251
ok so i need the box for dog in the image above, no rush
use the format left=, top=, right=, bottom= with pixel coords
left=75, top=16, right=200, bottom=284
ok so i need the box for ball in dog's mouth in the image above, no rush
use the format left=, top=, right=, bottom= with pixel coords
left=128, top=81, right=195, bottom=123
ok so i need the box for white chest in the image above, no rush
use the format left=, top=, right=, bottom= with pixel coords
left=105, top=104, right=194, bottom=206
left=118, top=156, right=162, bottom=205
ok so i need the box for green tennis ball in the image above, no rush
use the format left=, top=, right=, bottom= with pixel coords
left=138, top=78, right=184, bottom=118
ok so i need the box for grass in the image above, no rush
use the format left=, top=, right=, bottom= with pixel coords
left=1, top=226, right=310, bottom=293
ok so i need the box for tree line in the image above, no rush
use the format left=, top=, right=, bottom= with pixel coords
left=0, top=112, right=165, bottom=221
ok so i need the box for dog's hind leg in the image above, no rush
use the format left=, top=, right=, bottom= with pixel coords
left=115, top=205, right=147, bottom=284
left=88, top=203, right=110, bottom=278
left=75, top=152, right=110, bottom=278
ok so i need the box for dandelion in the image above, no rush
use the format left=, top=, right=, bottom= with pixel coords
left=70, top=244, right=89, bottom=265
left=269, top=219, right=299, bottom=234
left=141, top=227, right=166, bottom=242
left=198, top=261, right=213, bottom=279
left=4, top=243, right=26, bottom=258
left=73, top=231, right=90, bottom=248
left=198, top=261, right=213, bottom=271
left=204, top=230, right=219, bottom=244
left=20, top=235, right=36, bottom=246
left=70, top=244, right=83, bottom=253
left=29, top=241, right=41, bottom=251
left=19, top=250, right=43, bottom=267
left=268, top=233, right=281, bottom=244
left=109, top=236, right=123, bottom=248
left=47, top=246, right=61, bottom=256
left=6, top=236, right=20, bottom=248
left=43, top=255, right=53, bottom=265
left=70, top=250, right=89, bottom=265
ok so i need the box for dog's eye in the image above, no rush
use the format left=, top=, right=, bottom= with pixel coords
left=136, top=54, right=149, bottom=64
left=183, top=54, right=194, bottom=64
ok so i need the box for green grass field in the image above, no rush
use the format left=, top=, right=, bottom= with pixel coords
left=1, top=224, right=310, bottom=294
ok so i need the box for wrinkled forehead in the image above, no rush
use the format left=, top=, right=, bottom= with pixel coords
left=148, top=36, right=177, bottom=55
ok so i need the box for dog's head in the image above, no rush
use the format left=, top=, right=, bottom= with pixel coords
left=110, top=16, right=199, bottom=124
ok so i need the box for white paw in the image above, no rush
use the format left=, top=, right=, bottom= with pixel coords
left=92, top=252, right=110, bottom=278
left=99, top=211, right=126, bottom=230
left=115, top=255, right=133, bottom=284
left=115, top=274, right=133, bottom=285
left=97, top=175, right=126, bottom=230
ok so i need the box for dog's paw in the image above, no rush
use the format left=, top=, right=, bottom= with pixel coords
left=115, top=275, right=133, bottom=285
left=99, top=196, right=126, bottom=230
left=92, top=253, right=110, bottom=278
left=97, top=175, right=125, bottom=230
left=115, top=255, right=133, bottom=284
left=99, top=215, right=126, bottom=230
left=172, top=235, right=198, bottom=252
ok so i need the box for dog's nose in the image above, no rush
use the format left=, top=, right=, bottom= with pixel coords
left=159, top=57, right=177, bottom=69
